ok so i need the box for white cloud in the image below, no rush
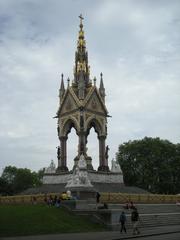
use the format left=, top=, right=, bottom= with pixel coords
left=0, top=0, right=180, bottom=174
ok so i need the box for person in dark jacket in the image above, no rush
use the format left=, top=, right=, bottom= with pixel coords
left=96, top=192, right=101, bottom=203
left=95, top=192, right=101, bottom=209
left=119, top=211, right=127, bottom=233
left=131, top=208, right=140, bottom=235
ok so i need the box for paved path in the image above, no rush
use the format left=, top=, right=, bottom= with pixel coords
left=131, top=232, right=180, bottom=240
left=1, top=225, right=180, bottom=240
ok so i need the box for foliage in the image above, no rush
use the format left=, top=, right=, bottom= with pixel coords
left=116, top=137, right=180, bottom=194
left=0, top=166, right=42, bottom=195
left=0, top=177, right=11, bottom=195
left=0, top=204, right=105, bottom=237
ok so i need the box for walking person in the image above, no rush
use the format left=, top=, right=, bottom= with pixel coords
left=119, top=211, right=127, bottom=233
left=131, top=207, right=140, bottom=235
left=95, top=192, right=101, bottom=209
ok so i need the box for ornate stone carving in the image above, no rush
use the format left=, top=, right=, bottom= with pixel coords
left=45, top=160, right=56, bottom=174
left=91, top=97, right=97, bottom=109
left=66, top=97, right=72, bottom=110
left=111, top=159, right=122, bottom=173
left=57, top=146, right=61, bottom=161
left=105, top=145, right=110, bottom=160
left=65, top=154, right=93, bottom=188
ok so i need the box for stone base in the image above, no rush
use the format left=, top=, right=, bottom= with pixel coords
left=43, top=170, right=124, bottom=185
left=98, top=165, right=110, bottom=172
left=56, top=166, right=69, bottom=173
left=67, top=187, right=96, bottom=200
left=74, top=156, right=94, bottom=170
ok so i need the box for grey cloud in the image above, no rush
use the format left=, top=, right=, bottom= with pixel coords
left=0, top=0, right=180, bottom=174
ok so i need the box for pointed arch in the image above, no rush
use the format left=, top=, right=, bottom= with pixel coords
left=61, top=117, right=79, bottom=137
left=85, top=116, right=103, bottom=137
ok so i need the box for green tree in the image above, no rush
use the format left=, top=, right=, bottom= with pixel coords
left=13, top=168, right=36, bottom=193
left=1, top=166, right=18, bottom=185
left=1, top=166, right=43, bottom=195
left=116, top=137, right=180, bottom=194
left=0, top=177, right=11, bottom=196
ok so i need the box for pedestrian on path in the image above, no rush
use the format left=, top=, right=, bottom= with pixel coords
left=96, top=192, right=101, bottom=203
left=119, top=211, right=127, bottom=233
left=95, top=192, right=101, bottom=209
left=131, top=207, right=140, bottom=235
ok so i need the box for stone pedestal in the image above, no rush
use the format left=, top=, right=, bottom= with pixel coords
left=56, top=166, right=69, bottom=173
left=67, top=187, right=96, bottom=200
left=74, top=155, right=94, bottom=170
left=98, top=165, right=110, bottom=172
left=64, top=154, right=96, bottom=200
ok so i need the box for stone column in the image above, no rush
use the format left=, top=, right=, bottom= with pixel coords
left=57, top=136, right=68, bottom=172
left=98, top=136, right=109, bottom=171
left=78, top=132, right=86, bottom=155
left=74, top=133, right=93, bottom=170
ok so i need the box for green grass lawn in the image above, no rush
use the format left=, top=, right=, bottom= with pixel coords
left=0, top=204, right=105, bottom=237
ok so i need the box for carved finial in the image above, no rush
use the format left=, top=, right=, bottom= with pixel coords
left=99, top=72, right=105, bottom=101
left=74, top=14, right=90, bottom=89
left=60, top=73, right=65, bottom=100
left=93, top=77, right=96, bottom=86
left=79, top=14, right=84, bottom=27
left=67, top=77, right=70, bottom=87
left=77, top=14, right=85, bottom=49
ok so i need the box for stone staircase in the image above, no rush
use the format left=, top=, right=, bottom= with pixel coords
left=107, top=212, right=180, bottom=230
left=73, top=203, right=180, bottom=230
left=108, top=203, right=180, bottom=214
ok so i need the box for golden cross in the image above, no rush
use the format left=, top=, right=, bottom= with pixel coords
left=79, top=14, right=84, bottom=21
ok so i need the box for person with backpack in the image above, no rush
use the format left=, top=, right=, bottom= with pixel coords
left=119, top=211, right=127, bottom=233
left=131, top=207, right=140, bottom=235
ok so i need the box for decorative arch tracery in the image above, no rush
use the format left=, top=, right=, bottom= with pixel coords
left=85, top=118, right=103, bottom=137
left=61, top=117, right=79, bottom=137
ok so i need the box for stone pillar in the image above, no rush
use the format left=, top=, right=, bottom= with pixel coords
left=74, top=132, right=86, bottom=168
left=74, top=133, right=93, bottom=170
left=98, top=136, right=109, bottom=171
left=57, top=136, right=68, bottom=172
left=78, top=132, right=86, bottom=155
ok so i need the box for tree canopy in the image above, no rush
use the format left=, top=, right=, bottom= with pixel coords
left=116, top=137, right=180, bottom=194
left=0, top=166, right=43, bottom=195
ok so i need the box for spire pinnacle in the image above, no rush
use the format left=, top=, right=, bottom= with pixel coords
left=100, top=72, right=104, bottom=88
left=99, top=72, right=105, bottom=102
left=93, top=77, right=96, bottom=86
left=74, top=14, right=91, bottom=94
left=61, top=73, right=64, bottom=81
left=79, top=14, right=84, bottom=29
left=60, top=73, right=64, bottom=90
left=59, top=73, right=65, bottom=102
left=77, top=14, right=86, bottom=49
left=67, top=77, right=70, bottom=87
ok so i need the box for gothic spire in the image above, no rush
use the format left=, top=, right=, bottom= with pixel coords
left=74, top=15, right=91, bottom=99
left=99, top=72, right=105, bottom=102
left=59, top=73, right=65, bottom=102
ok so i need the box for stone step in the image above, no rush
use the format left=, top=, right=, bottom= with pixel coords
left=74, top=204, right=180, bottom=230
left=102, top=212, right=180, bottom=230
left=106, top=204, right=180, bottom=214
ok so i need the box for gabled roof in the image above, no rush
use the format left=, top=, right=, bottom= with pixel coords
left=56, top=87, right=81, bottom=116
left=83, top=86, right=108, bottom=115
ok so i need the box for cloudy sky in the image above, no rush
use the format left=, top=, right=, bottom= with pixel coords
left=0, top=0, right=180, bottom=173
